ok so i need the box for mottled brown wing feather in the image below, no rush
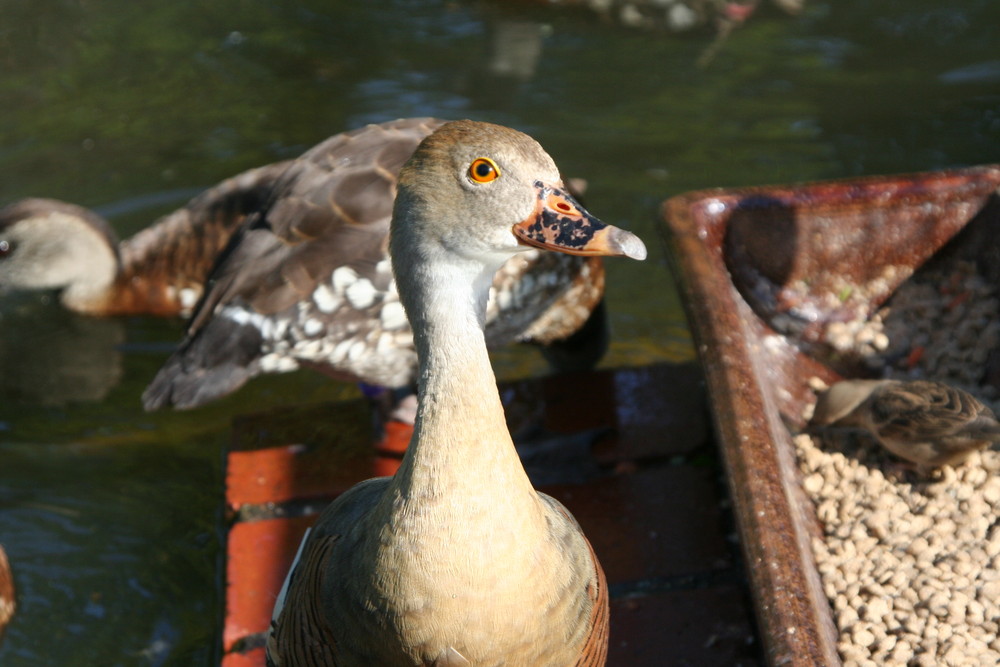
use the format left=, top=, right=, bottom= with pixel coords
left=547, top=498, right=610, bottom=666
left=186, top=118, right=444, bottom=335
left=575, top=536, right=610, bottom=667
left=267, top=533, right=341, bottom=667
left=113, top=162, right=291, bottom=316
left=873, top=381, right=984, bottom=440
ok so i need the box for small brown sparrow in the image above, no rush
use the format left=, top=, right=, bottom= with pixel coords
left=809, top=379, right=1000, bottom=473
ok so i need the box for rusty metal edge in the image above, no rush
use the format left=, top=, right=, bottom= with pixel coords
left=657, top=164, right=1000, bottom=666
left=659, top=192, right=842, bottom=667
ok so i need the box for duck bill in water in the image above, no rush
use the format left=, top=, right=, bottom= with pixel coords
left=512, top=181, right=647, bottom=260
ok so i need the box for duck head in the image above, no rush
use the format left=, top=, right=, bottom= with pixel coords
left=0, top=198, right=121, bottom=301
left=390, top=120, right=646, bottom=294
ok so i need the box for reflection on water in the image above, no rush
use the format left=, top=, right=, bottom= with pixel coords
left=0, top=440, right=221, bottom=664
left=0, top=296, right=125, bottom=405
left=0, top=0, right=998, bottom=664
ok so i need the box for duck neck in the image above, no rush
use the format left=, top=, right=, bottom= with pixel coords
left=388, top=256, right=540, bottom=524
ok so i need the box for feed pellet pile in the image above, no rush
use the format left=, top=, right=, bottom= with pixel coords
left=797, top=261, right=1000, bottom=667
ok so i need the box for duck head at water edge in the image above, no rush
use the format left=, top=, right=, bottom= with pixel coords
left=0, top=200, right=122, bottom=311
left=266, top=120, right=645, bottom=667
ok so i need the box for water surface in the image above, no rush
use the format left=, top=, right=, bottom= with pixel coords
left=1, top=0, right=998, bottom=663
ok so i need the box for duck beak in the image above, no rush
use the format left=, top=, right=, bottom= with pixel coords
left=512, top=182, right=647, bottom=260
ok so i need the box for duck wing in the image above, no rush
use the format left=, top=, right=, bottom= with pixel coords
left=143, top=118, right=443, bottom=409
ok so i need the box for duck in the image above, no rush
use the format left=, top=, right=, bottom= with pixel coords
left=809, top=378, right=1000, bottom=474
left=264, top=120, right=646, bottom=665
left=0, top=118, right=608, bottom=413
left=140, top=117, right=608, bottom=413
left=0, top=544, right=13, bottom=639
left=0, top=169, right=279, bottom=317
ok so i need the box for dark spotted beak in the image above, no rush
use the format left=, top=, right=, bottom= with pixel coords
left=512, top=182, right=647, bottom=260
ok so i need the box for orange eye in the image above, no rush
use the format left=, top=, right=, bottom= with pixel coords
left=468, top=157, right=500, bottom=183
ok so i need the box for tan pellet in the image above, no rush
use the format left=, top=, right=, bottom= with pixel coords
left=798, top=264, right=1000, bottom=664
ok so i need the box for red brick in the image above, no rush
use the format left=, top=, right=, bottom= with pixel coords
left=226, top=400, right=403, bottom=511
left=600, top=363, right=708, bottom=461
left=609, top=587, right=760, bottom=666
left=223, top=515, right=316, bottom=651
left=502, top=363, right=709, bottom=466
left=544, top=465, right=730, bottom=583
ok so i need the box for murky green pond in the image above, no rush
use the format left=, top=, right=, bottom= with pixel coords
left=0, top=0, right=997, bottom=663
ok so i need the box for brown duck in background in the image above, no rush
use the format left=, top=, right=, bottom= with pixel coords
left=810, top=379, right=1000, bottom=474
left=266, top=120, right=646, bottom=666
left=140, top=117, right=608, bottom=414
left=0, top=118, right=609, bottom=414
left=0, top=172, right=276, bottom=317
